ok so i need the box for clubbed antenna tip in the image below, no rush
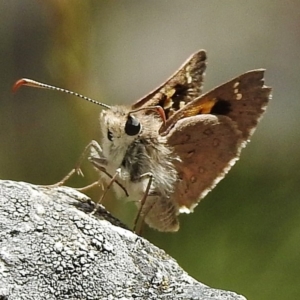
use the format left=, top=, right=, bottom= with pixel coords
left=12, top=78, right=111, bottom=109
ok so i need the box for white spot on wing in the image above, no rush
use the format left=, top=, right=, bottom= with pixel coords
left=179, top=101, right=185, bottom=109
left=236, top=93, right=242, bottom=100
left=233, top=82, right=240, bottom=88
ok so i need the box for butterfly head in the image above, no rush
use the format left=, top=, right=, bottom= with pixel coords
left=99, top=105, right=166, bottom=164
left=98, top=106, right=142, bottom=162
left=100, top=106, right=141, bottom=141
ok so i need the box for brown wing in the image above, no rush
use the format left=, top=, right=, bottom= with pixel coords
left=165, top=70, right=271, bottom=212
left=131, top=50, right=207, bottom=119
left=160, top=69, right=271, bottom=141
left=167, top=115, right=243, bottom=212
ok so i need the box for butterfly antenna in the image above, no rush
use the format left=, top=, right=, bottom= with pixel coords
left=12, top=78, right=111, bottom=109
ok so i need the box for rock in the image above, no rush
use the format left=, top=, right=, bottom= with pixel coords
left=0, top=180, right=246, bottom=300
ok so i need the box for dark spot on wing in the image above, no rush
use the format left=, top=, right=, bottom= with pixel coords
left=210, top=99, right=231, bottom=115
left=172, top=84, right=188, bottom=109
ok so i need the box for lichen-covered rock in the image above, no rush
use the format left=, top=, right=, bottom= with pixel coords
left=0, top=180, right=246, bottom=300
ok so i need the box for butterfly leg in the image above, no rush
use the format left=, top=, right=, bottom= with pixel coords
left=41, top=140, right=129, bottom=195
left=42, top=140, right=104, bottom=189
left=133, top=172, right=153, bottom=234
left=90, top=168, right=122, bottom=215
left=89, top=156, right=129, bottom=197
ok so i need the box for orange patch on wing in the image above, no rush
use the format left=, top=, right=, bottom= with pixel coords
left=199, top=98, right=217, bottom=114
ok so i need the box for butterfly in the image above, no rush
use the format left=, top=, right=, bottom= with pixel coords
left=13, top=50, right=271, bottom=232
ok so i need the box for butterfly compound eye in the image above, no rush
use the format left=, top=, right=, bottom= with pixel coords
left=125, top=115, right=141, bottom=136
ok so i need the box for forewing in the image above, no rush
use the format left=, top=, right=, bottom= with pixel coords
left=131, top=50, right=207, bottom=119
left=167, top=114, right=244, bottom=212
left=160, top=69, right=271, bottom=140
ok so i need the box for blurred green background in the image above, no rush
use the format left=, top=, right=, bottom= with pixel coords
left=1, top=1, right=299, bottom=299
